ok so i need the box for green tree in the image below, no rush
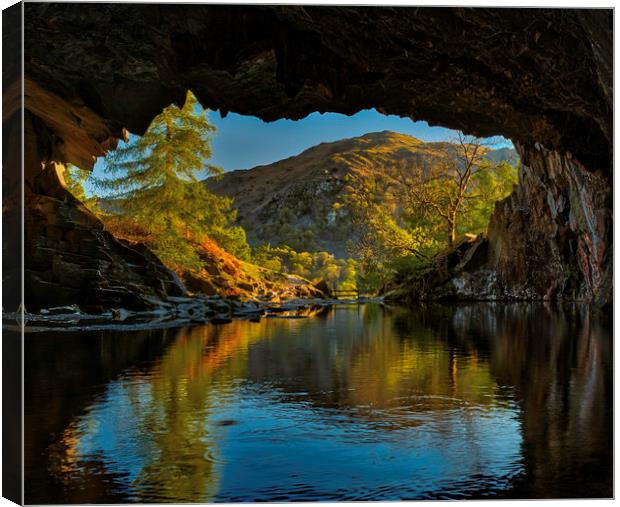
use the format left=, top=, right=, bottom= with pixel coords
left=62, top=164, right=105, bottom=217
left=394, top=134, right=516, bottom=247
left=458, top=159, right=518, bottom=234
left=252, top=244, right=358, bottom=291
left=63, top=164, right=89, bottom=202
left=341, top=171, right=437, bottom=292
left=94, top=91, right=250, bottom=268
left=342, top=135, right=518, bottom=293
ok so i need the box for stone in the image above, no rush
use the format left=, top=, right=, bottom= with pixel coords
left=40, top=305, right=81, bottom=315
left=266, top=314, right=308, bottom=319
left=111, top=308, right=132, bottom=321
left=400, top=146, right=611, bottom=304
left=311, top=280, right=332, bottom=299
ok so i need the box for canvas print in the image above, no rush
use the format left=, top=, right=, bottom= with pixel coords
left=2, top=2, right=613, bottom=504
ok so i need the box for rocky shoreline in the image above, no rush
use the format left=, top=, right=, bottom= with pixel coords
left=3, top=295, right=383, bottom=333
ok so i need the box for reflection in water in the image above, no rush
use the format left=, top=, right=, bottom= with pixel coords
left=25, top=303, right=611, bottom=503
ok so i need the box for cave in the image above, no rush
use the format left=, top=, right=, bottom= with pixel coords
left=4, top=4, right=613, bottom=311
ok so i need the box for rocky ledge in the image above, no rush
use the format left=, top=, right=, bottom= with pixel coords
left=3, top=296, right=382, bottom=333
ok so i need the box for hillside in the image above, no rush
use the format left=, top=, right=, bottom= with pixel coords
left=206, top=131, right=517, bottom=257
left=92, top=212, right=328, bottom=301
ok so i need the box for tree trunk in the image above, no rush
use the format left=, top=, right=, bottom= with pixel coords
left=448, top=216, right=457, bottom=247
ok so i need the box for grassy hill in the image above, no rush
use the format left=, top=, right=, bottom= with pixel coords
left=206, top=131, right=517, bottom=257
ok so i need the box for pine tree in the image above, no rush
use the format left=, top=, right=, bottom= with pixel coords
left=95, top=91, right=249, bottom=269
left=63, top=164, right=102, bottom=214
left=63, top=164, right=89, bottom=202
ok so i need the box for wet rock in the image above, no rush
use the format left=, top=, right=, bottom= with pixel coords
left=190, top=317, right=210, bottom=324
left=233, top=304, right=265, bottom=317
left=183, top=272, right=219, bottom=296
left=4, top=297, right=360, bottom=332
left=265, top=304, right=300, bottom=313
left=111, top=308, right=132, bottom=321
left=266, top=314, right=308, bottom=319
left=40, top=304, right=81, bottom=315
left=209, top=300, right=231, bottom=314
left=237, top=282, right=255, bottom=292
left=166, top=296, right=196, bottom=304
left=311, top=280, right=332, bottom=298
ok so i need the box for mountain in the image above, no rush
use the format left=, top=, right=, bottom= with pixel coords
left=206, top=131, right=518, bottom=258
left=483, top=146, right=519, bottom=165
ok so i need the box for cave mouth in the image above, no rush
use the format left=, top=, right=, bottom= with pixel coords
left=68, top=103, right=519, bottom=300
left=13, top=4, right=611, bottom=311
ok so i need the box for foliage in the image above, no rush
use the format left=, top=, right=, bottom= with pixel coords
left=253, top=245, right=357, bottom=290
left=63, top=164, right=90, bottom=202
left=457, top=158, right=518, bottom=233
left=63, top=164, right=106, bottom=215
left=92, top=91, right=251, bottom=269
left=393, top=134, right=517, bottom=246
left=66, top=115, right=516, bottom=299
left=341, top=134, right=518, bottom=292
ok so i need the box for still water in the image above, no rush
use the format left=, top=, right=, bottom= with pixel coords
left=25, top=303, right=612, bottom=503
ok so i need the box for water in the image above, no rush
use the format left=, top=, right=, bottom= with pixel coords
left=24, top=303, right=612, bottom=503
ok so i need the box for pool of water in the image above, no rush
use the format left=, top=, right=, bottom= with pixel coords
left=24, top=303, right=612, bottom=503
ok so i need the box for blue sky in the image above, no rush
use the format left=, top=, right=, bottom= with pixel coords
left=206, top=108, right=474, bottom=171
left=89, top=108, right=512, bottom=192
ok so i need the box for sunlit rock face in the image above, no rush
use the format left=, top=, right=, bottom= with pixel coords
left=8, top=5, right=612, bottom=308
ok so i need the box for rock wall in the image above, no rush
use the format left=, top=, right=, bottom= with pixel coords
left=488, top=143, right=611, bottom=304
left=25, top=179, right=187, bottom=312
left=22, top=112, right=186, bottom=312
left=5, top=5, right=612, bottom=308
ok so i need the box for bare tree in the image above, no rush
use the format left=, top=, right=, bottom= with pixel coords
left=393, top=133, right=498, bottom=247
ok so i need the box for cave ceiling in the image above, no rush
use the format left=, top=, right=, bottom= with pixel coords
left=17, top=4, right=612, bottom=175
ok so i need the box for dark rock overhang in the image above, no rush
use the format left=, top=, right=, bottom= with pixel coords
left=18, top=4, right=612, bottom=175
